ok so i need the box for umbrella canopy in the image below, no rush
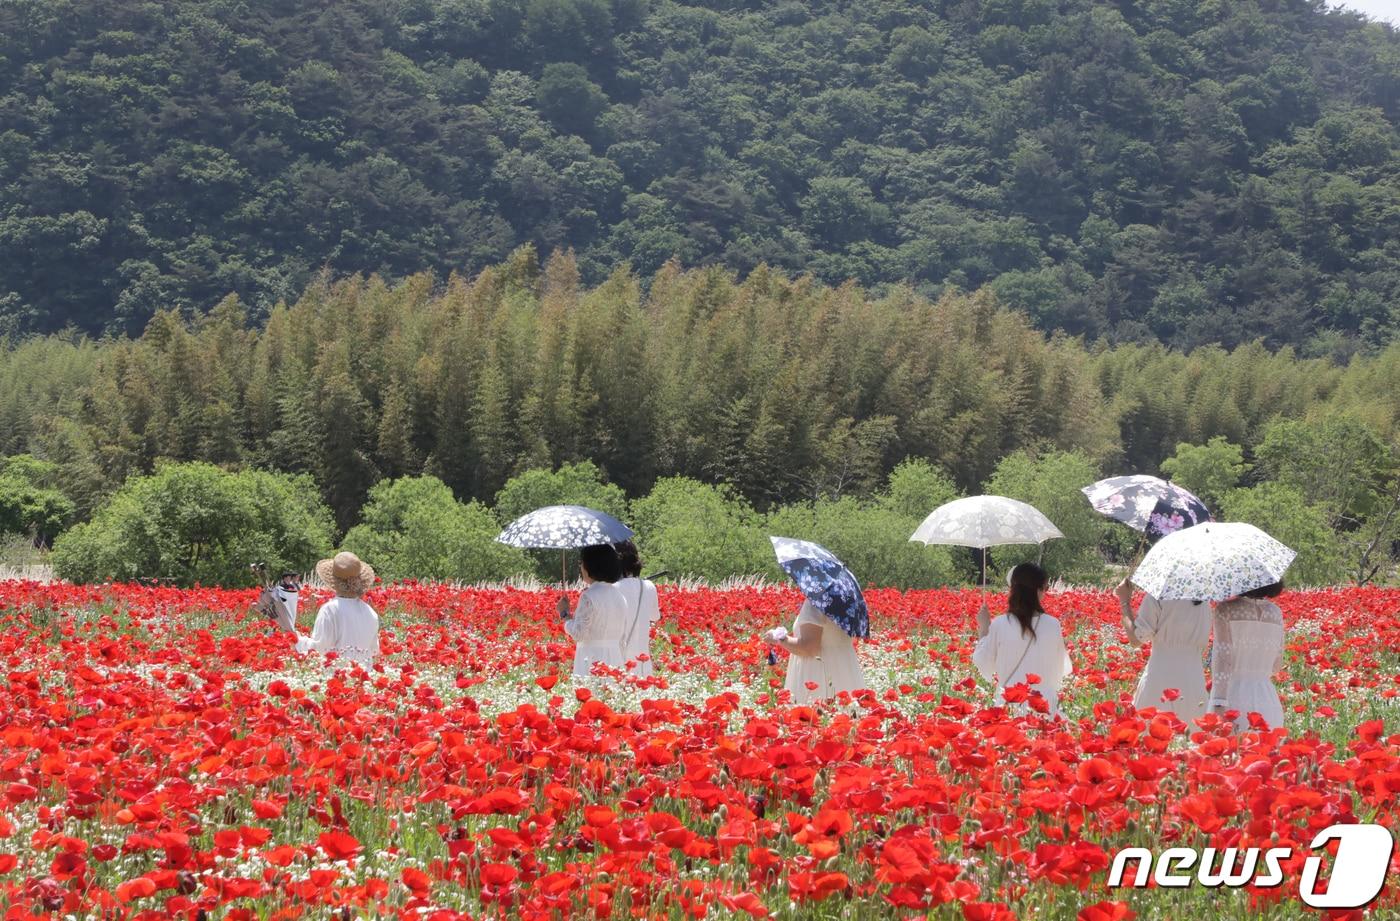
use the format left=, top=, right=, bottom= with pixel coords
left=770, top=536, right=869, bottom=639
left=1131, top=522, right=1295, bottom=601
left=909, top=495, right=1063, bottom=549
left=1082, top=475, right=1211, bottom=541
left=497, top=505, right=634, bottom=549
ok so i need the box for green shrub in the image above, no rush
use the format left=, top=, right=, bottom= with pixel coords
left=985, top=449, right=1108, bottom=583
left=1220, top=482, right=1344, bottom=587
left=52, top=462, right=334, bottom=587
left=629, top=477, right=770, bottom=581
left=1159, top=437, right=1251, bottom=510
left=494, top=462, right=630, bottom=580
left=767, top=495, right=958, bottom=589
left=343, top=476, right=530, bottom=583
left=881, top=458, right=961, bottom=520
left=0, top=455, right=75, bottom=545
left=494, top=461, right=629, bottom=523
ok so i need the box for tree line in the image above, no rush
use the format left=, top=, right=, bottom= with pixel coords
left=1, top=0, right=1397, bottom=353
left=0, top=253, right=1393, bottom=586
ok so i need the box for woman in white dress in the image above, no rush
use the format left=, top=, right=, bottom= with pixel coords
left=286, top=552, right=380, bottom=669
left=1115, top=578, right=1210, bottom=722
left=1210, top=581, right=1286, bottom=731
left=972, top=563, right=1073, bottom=717
left=764, top=601, right=867, bottom=704
left=614, top=540, right=662, bottom=677
left=557, top=544, right=629, bottom=680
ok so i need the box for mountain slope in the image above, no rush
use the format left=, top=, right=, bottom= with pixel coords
left=0, top=0, right=1396, bottom=349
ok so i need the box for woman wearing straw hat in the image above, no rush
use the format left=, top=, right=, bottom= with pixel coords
left=285, top=551, right=380, bottom=669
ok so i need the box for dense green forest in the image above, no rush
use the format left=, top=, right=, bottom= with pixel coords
left=1, top=0, right=1397, bottom=350
left=0, top=254, right=1396, bottom=586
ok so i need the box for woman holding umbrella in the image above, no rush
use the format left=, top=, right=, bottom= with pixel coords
left=557, top=544, right=630, bottom=680
left=1085, top=476, right=1214, bottom=722
left=763, top=537, right=869, bottom=704
left=496, top=505, right=637, bottom=681
left=1115, top=578, right=1210, bottom=722
left=972, top=563, right=1073, bottom=717
left=1130, top=522, right=1295, bottom=732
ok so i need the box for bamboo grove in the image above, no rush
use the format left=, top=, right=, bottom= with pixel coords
left=0, top=248, right=1396, bottom=533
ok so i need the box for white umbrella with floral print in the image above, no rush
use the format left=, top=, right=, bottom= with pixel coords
left=910, top=495, right=1064, bottom=590
left=1131, top=522, right=1295, bottom=601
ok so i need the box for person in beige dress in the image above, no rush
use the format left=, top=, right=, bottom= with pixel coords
left=1116, top=578, right=1210, bottom=722
left=764, top=601, right=868, bottom=704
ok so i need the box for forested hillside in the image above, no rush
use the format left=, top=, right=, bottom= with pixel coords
left=1, top=0, right=1397, bottom=350
left=1, top=250, right=1397, bottom=528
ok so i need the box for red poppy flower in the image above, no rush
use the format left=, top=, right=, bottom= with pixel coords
left=317, top=830, right=363, bottom=861
left=1078, top=901, right=1135, bottom=921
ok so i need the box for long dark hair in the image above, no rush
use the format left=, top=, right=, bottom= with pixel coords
left=1007, top=562, right=1049, bottom=638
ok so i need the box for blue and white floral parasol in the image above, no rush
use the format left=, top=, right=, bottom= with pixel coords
left=770, top=536, right=869, bottom=639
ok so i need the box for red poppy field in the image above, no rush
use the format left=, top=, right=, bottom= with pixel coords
left=0, top=581, right=1397, bottom=920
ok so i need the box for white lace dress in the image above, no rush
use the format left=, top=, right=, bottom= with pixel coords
left=1131, top=595, right=1211, bottom=722
left=1210, top=598, right=1286, bottom=730
left=563, top=582, right=629, bottom=679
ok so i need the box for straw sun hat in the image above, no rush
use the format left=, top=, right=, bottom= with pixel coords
left=316, top=551, right=376, bottom=597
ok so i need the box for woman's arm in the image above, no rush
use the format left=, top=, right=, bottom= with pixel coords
left=645, top=581, right=661, bottom=623
left=1115, top=579, right=1144, bottom=647
left=1053, top=618, right=1073, bottom=681
left=295, top=606, right=336, bottom=655
left=563, top=592, right=593, bottom=640
left=771, top=622, right=823, bottom=658
left=971, top=623, right=996, bottom=683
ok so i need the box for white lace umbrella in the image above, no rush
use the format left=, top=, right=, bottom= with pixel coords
left=910, top=495, right=1064, bottom=588
left=1131, top=522, right=1295, bottom=601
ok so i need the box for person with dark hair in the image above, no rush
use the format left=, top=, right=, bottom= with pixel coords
left=1115, top=576, right=1211, bottom=722
left=557, top=544, right=628, bottom=679
left=613, top=540, right=662, bottom=677
left=971, top=562, right=1073, bottom=717
left=1209, top=580, right=1286, bottom=730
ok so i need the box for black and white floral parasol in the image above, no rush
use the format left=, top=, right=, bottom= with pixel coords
left=497, top=505, right=634, bottom=549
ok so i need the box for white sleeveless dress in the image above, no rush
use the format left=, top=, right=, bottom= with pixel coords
left=1210, top=598, right=1285, bottom=730
left=783, top=602, right=868, bottom=704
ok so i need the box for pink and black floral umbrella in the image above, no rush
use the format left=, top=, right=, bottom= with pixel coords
left=1082, top=475, right=1212, bottom=542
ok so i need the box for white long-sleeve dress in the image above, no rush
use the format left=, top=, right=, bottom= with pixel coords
left=294, top=597, right=380, bottom=669
left=1210, top=597, right=1286, bottom=731
left=783, top=602, right=868, bottom=704
left=614, top=576, right=661, bottom=677
left=563, top=581, right=629, bottom=679
left=972, top=612, right=1073, bottom=717
left=1131, top=595, right=1211, bottom=722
